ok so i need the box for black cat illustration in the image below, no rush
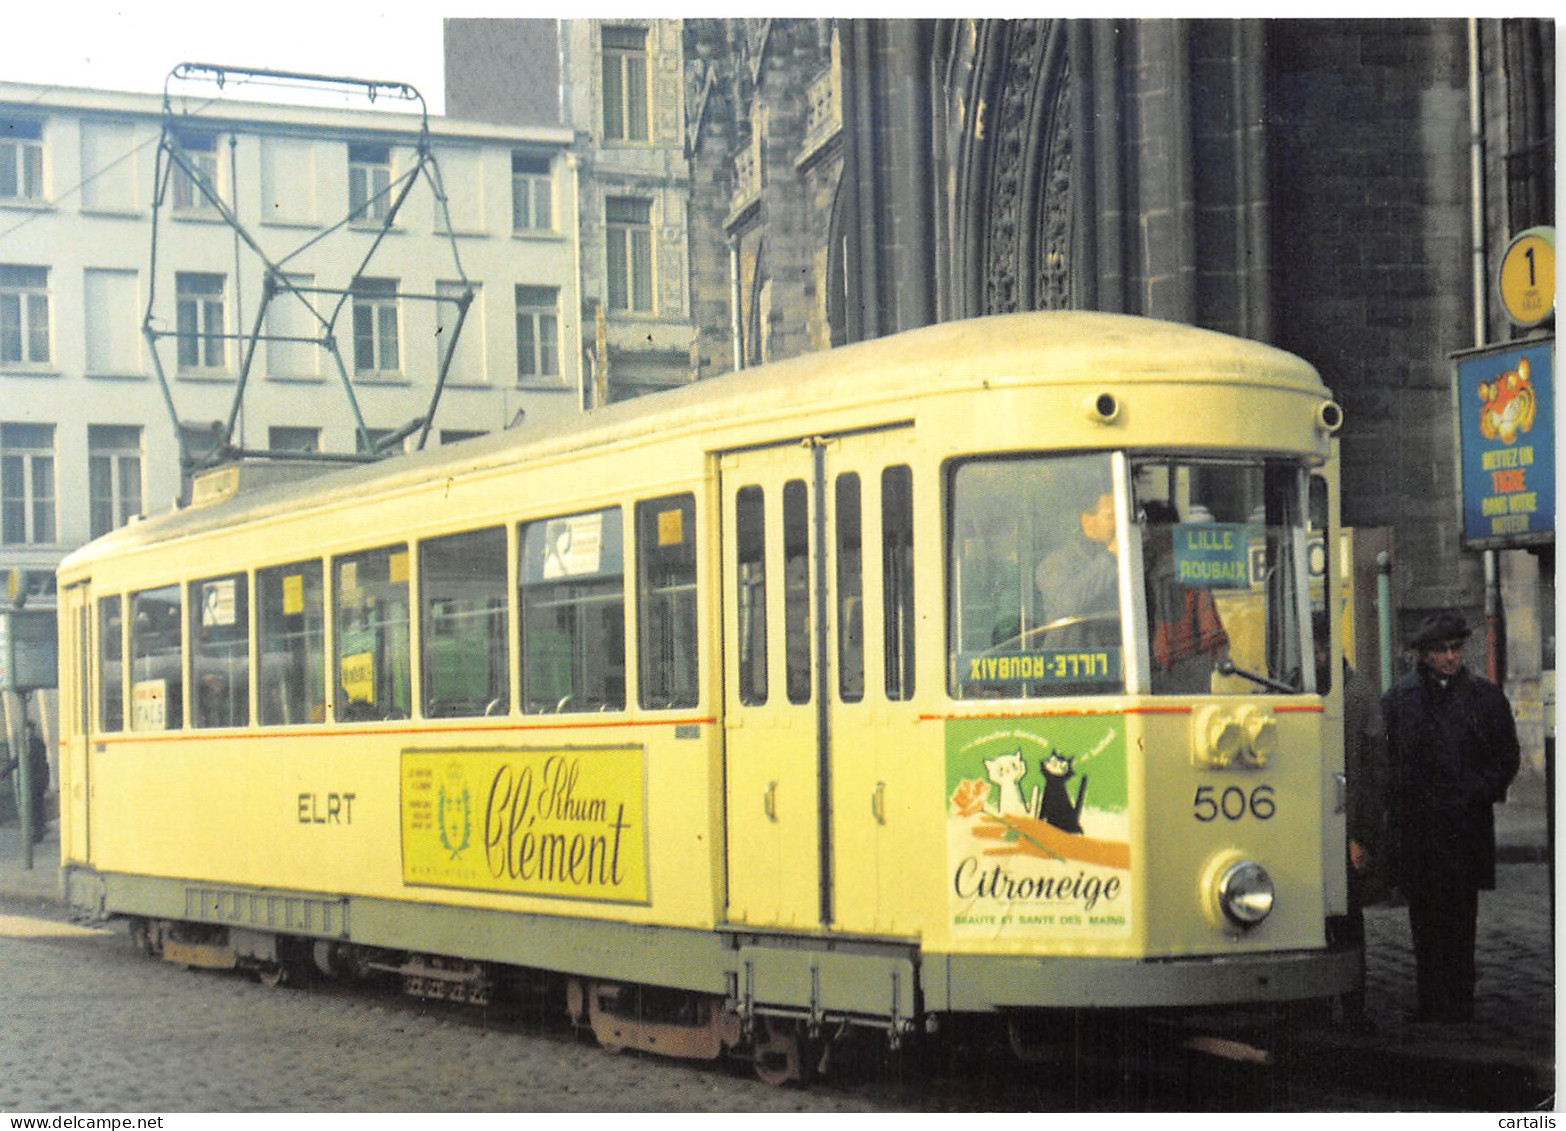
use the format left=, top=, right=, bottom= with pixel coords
left=1039, top=751, right=1087, bottom=835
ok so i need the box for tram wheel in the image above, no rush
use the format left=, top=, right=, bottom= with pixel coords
left=752, top=1018, right=815, bottom=1087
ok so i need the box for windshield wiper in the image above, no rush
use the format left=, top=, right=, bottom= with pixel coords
left=1217, top=659, right=1299, bottom=694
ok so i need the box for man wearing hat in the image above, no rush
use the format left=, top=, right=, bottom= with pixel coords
left=1382, top=610, right=1519, bottom=1023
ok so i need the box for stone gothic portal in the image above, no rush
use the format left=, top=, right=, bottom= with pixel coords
left=940, top=20, right=1076, bottom=319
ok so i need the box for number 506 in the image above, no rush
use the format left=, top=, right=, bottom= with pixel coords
left=1192, top=784, right=1276, bottom=822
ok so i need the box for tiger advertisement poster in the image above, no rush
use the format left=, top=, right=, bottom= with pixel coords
left=1455, top=340, right=1555, bottom=549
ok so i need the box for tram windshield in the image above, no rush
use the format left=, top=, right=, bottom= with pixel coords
left=948, top=453, right=1312, bottom=698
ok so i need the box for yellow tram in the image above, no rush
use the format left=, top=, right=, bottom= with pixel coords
left=55, top=311, right=1356, bottom=1077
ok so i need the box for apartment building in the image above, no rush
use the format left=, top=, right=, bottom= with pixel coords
left=0, top=79, right=582, bottom=612
left=446, top=18, right=695, bottom=403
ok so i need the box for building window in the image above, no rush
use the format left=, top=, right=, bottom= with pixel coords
left=269, top=426, right=320, bottom=453
left=82, top=121, right=138, bottom=212
left=515, top=285, right=559, bottom=379
left=84, top=268, right=140, bottom=374
left=605, top=197, right=654, bottom=313
left=602, top=26, right=650, bottom=142
left=348, top=144, right=392, bottom=223
left=511, top=153, right=554, bottom=231
left=436, top=280, right=482, bottom=383
left=352, top=278, right=400, bottom=376
left=1, top=120, right=45, bottom=202
left=265, top=273, right=319, bottom=378
left=88, top=424, right=142, bottom=539
left=171, top=131, right=219, bottom=212
left=176, top=273, right=227, bottom=373
left=1, top=423, right=56, bottom=545
left=0, top=265, right=50, bottom=366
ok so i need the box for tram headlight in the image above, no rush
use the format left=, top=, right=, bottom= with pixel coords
left=1219, top=860, right=1275, bottom=928
left=1193, top=705, right=1244, bottom=768
left=1201, top=853, right=1276, bottom=931
left=1235, top=706, right=1279, bottom=768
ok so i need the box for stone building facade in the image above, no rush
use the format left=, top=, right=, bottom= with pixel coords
left=446, top=18, right=695, bottom=403
left=678, top=18, right=1554, bottom=764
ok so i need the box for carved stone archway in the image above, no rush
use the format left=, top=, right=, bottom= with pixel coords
left=937, top=19, right=1076, bottom=320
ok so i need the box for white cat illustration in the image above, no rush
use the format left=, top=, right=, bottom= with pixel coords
left=984, top=749, right=1033, bottom=817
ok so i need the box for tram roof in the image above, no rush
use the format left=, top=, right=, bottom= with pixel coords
left=62, top=311, right=1325, bottom=569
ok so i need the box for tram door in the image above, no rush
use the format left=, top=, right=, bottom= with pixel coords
left=720, top=430, right=915, bottom=931
left=721, top=442, right=821, bottom=927
left=59, top=582, right=92, bottom=863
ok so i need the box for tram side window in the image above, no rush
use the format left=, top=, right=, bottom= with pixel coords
left=190, top=573, right=249, bottom=728
left=948, top=454, right=1124, bottom=699
left=636, top=493, right=698, bottom=710
left=836, top=473, right=864, bottom=703
left=735, top=486, right=767, bottom=706
left=783, top=479, right=811, bottom=705
left=258, top=561, right=325, bottom=726
left=333, top=546, right=411, bottom=721
left=421, top=526, right=510, bottom=718
left=130, top=584, right=183, bottom=730
left=519, top=507, right=625, bottom=713
left=97, top=595, right=124, bottom=732
left=882, top=464, right=915, bottom=700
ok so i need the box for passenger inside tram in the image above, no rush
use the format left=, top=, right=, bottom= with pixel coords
left=1138, top=499, right=1230, bottom=693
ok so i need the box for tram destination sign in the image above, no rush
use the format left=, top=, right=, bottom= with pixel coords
left=1453, top=339, right=1555, bottom=550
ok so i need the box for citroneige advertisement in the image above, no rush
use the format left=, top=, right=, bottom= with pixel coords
left=402, top=746, right=650, bottom=904
left=1455, top=341, right=1555, bottom=549
left=946, top=717, right=1132, bottom=939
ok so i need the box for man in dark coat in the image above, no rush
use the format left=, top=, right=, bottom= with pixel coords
left=1383, top=610, right=1520, bottom=1023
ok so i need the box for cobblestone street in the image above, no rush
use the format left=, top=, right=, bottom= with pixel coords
left=0, top=911, right=887, bottom=1113
left=1361, top=862, right=1554, bottom=1052
left=0, top=779, right=1551, bottom=1113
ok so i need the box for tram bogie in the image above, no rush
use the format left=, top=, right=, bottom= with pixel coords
left=55, top=312, right=1356, bottom=1080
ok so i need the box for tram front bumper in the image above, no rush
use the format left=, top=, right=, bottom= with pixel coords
left=928, top=945, right=1360, bottom=1012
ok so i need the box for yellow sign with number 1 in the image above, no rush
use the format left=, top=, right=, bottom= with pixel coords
left=1498, top=227, right=1555, bottom=329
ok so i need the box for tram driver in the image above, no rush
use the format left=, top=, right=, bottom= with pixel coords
left=1033, top=488, right=1122, bottom=649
